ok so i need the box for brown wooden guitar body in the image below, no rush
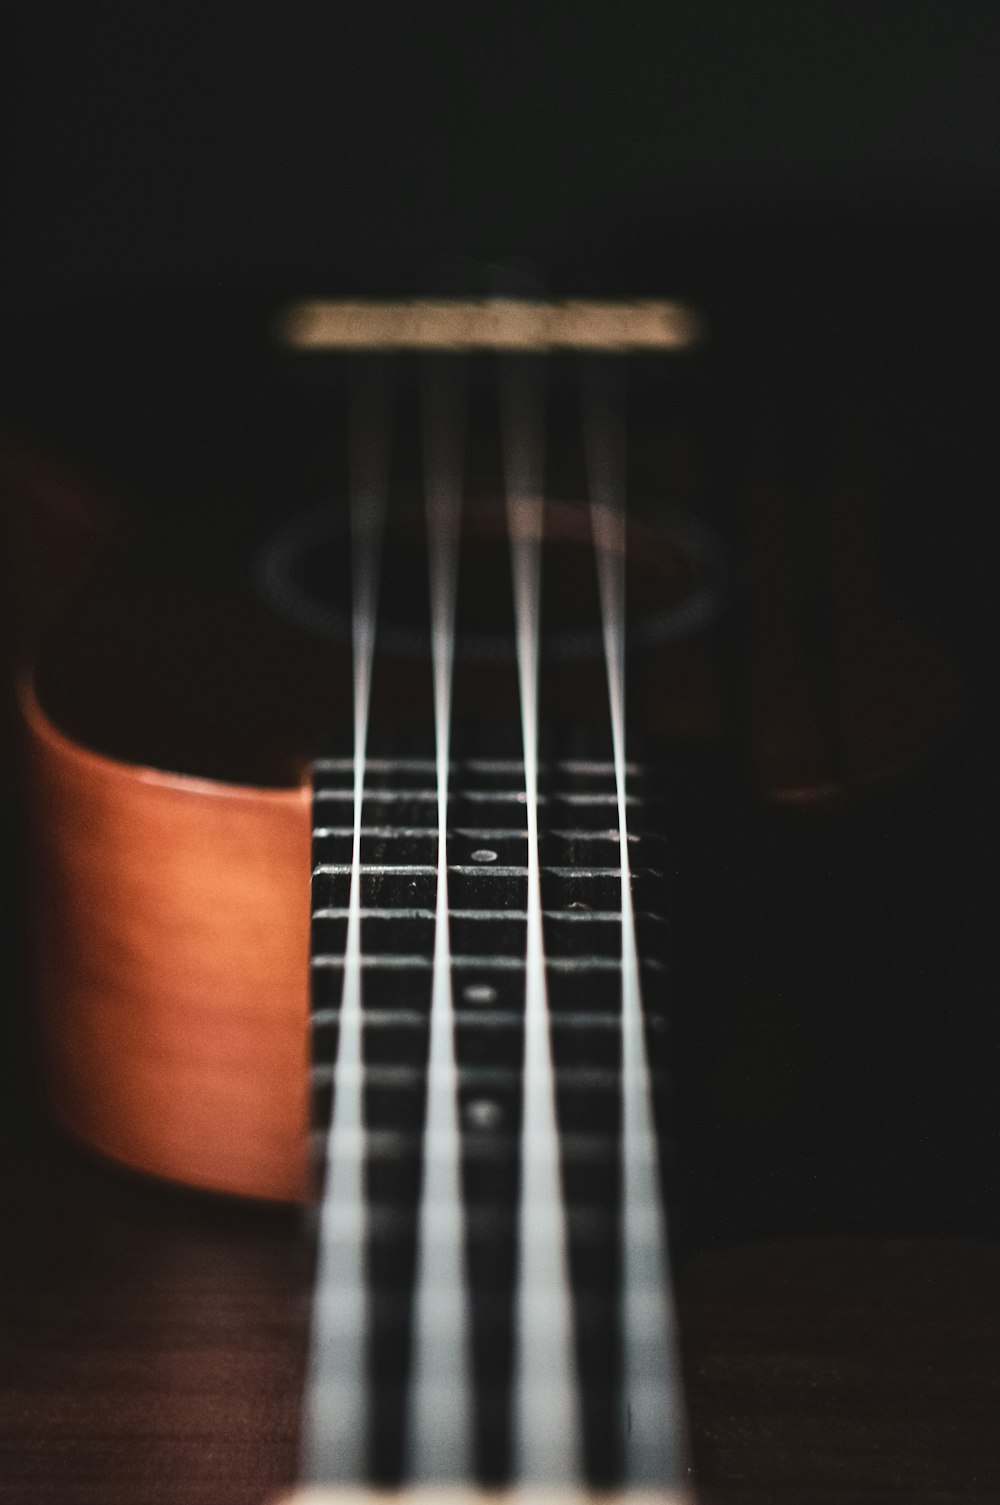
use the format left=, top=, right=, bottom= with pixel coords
left=3, top=442, right=319, bottom=1199
left=22, top=679, right=312, bottom=1202
left=7, top=441, right=720, bottom=1204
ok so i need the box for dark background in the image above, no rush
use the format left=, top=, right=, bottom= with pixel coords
left=5, top=2, right=1000, bottom=293
left=1, top=6, right=998, bottom=1500
left=1, top=0, right=996, bottom=1215
left=3, top=0, right=995, bottom=1229
left=2, top=0, right=996, bottom=649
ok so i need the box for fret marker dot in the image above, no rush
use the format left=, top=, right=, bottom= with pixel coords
left=567, top=901, right=592, bottom=912
left=471, top=848, right=498, bottom=863
left=464, top=1098, right=503, bottom=1131
left=463, top=982, right=498, bottom=1005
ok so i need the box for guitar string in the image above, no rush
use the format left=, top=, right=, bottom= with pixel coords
left=405, top=354, right=474, bottom=1481
left=303, top=354, right=680, bottom=1489
left=302, top=359, right=392, bottom=1483
left=501, top=354, right=584, bottom=1486
left=581, top=360, right=688, bottom=1486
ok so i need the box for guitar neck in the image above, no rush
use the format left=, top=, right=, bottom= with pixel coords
left=301, top=745, right=689, bottom=1496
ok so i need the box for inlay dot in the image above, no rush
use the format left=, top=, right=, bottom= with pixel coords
left=471, top=848, right=498, bottom=864
left=463, top=982, right=498, bottom=1005
left=464, top=1097, right=503, bottom=1131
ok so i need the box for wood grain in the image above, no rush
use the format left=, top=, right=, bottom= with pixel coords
left=0, top=1122, right=309, bottom=1505
left=276, top=298, right=704, bottom=351
left=1, top=1129, right=996, bottom=1505
left=678, top=1238, right=1000, bottom=1503
left=20, top=677, right=312, bottom=1201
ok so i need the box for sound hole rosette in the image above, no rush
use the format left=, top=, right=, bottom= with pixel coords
left=256, top=498, right=725, bottom=663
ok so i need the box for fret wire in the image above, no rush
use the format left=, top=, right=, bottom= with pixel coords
left=313, top=756, right=642, bottom=775
left=311, top=1008, right=624, bottom=1029
left=311, top=908, right=663, bottom=923
left=310, top=1126, right=632, bottom=1158
left=312, top=953, right=666, bottom=972
left=313, top=826, right=646, bottom=840
left=315, top=788, right=641, bottom=804
left=310, top=1062, right=651, bottom=1090
left=313, top=864, right=656, bottom=877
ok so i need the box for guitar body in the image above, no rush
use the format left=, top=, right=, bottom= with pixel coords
left=23, top=684, right=312, bottom=1202
left=6, top=447, right=322, bottom=1199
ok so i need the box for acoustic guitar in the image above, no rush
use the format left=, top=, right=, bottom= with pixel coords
left=2, top=295, right=989, bottom=1504
left=7, top=299, right=726, bottom=1505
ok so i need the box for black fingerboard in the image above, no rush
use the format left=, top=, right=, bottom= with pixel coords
left=308, top=750, right=681, bottom=1490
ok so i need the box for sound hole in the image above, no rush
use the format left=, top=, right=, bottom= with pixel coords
left=256, top=498, right=724, bottom=661
left=36, top=497, right=723, bottom=787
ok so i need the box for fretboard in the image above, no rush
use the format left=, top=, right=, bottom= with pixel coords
left=303, top=752, right=688, bottom=1495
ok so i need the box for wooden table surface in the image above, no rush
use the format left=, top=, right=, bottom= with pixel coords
left=1, top=1112, right=998, bottom=1505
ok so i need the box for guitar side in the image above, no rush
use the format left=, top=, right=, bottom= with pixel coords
left=4, top=442, right=314, bottom=1201
left=20, top=677, right=313, bottom=1202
